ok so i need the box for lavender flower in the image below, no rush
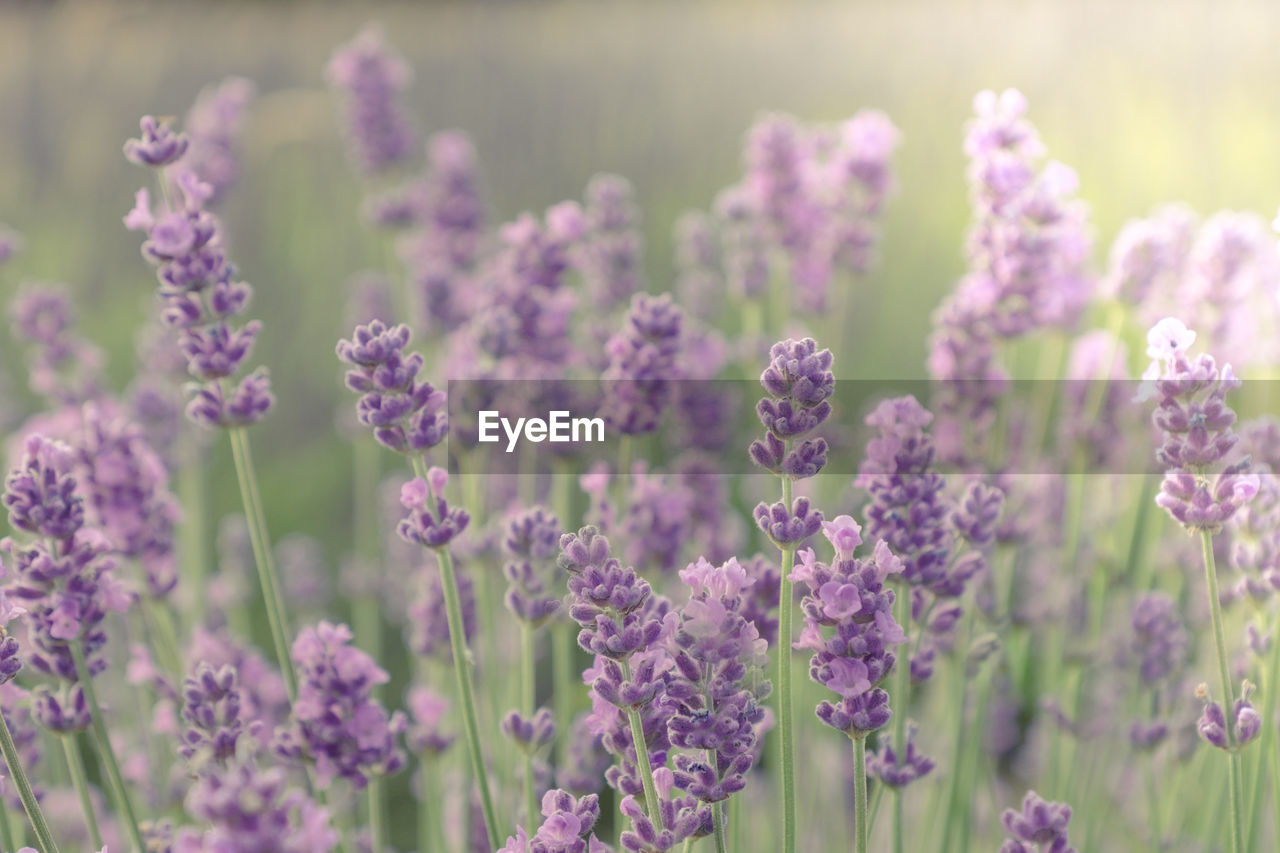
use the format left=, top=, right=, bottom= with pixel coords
left=864, top=724, right=934, bottom=788
left=179, top=662, right=246, bottom=770
left=325, top=25, right=417, bottom=175
left=791, top=533, right=906, bottom=740
left=664, top=557, right=771, bottom=806
left=749, top=337, right=834, bottom=479
left=337, top=320, right=448, bottom=455
left=175, top=76, right=256, bottom=205
left=579, top=174, right=642, bottom=311
left=174, top=763, right=338, bottom=852
left=0, top=223, right=21, bottom=266
left=1, top=435, right=131, bottom=687
left=9, top=284, right=105, bottom=405
left=124, top=122, right=274, bottom=428
left=496, top=789, right=613, bottom=853
left=398, top=470, right=469, bottom=550
left=274, top=621, right=406, bottom=789
left=124, top=115, right=189, bottom=167
left=1144, top=318, right=1259, bottom=532
left=999, top=791, right=1076, bottom=853
left=857, top=395, right=1002, bottom=690
left=599, top=293, right=684, bottom=436
left=503, top=506, right=563, bottom=626
left=1196, top=681, right=1260, bottom=751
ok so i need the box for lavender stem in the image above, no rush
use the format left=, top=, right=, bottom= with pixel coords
left=853, top=736, right=869, bottom=853
left=61, top=734, right=102, bottom=849
left=71, top=641, right=145, bottom=852
left=776, top=466, right=797, bottom=853
left=227, top=425, right=298, bottom=702
left=620, top=657, right=665, bottom=831
left=1199, top=530, right=1243, bottom=853
left=0, top=703, right=56, bottom=853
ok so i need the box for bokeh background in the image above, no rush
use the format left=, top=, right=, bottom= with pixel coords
left=2, top=0, right=1279, bottom=556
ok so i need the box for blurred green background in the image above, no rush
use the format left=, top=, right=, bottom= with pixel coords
left=0, top=0, right=1278, bottom=561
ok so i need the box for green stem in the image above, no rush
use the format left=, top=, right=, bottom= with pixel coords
left=71, top=642, right=144, bottom=852
left=521, top=622, right=539, bottom=826
left=0, top=801, right=15, bottom=853
left=890, top=582, right=910, bottom=853
left=776, top=469, right=797, bottom=853
left=1200, top=530, right=1243, bottom=853
left=621, top=658, right=665, bottom=831
left=227, top=426, right=297, bottom=702
left=713, top=800, right=728, bottom=853
left=61, top=734, right=102, bottom=849
left=1244, top=599, right=1280, bottom=849
left=853, top=737, right=868, bottom=853
left=435, top=544, right=501, bottom=847
left=0, top=704, right=56, bottom=853
left=418, top=756, right=447, bottom=853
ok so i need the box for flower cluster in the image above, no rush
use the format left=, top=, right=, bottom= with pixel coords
left=274, top=621, right=406, bottom=789
left=791, top=520, right=906, bottom=740
left=579, top=174, right=642, bottom=312
left=398, top=468, right=470, bottom=550
left=1144, top=318, right=1259, bottom=532
left=1196, top=681, right=1261, bottom=752
left=999, top=791, right=1076, bottom=853
left=857, top=395, right=1002, bottom=682
left=664, top=557, right=771, bottom=806
left=179, top=662, right=247, bottom=771
left=325, top=24, right=416, bottom=176
left=124, top=117, right=274, bottom=428
left=599, top=293, right=684, bottom=436
left=175, top=76, right=256, bottom=205
left=504, top=506, right=564, bottom=626
left=337, top=320, right=448, bottom=454
left=1, top=435, right=131, bottom=730
left=8, top=284, right=104, bottom=405
left=749, top=337, right=834, bottom=479
left=497, top=789, right=613, bottom=853
left=173, top=763, right=338, bottom=852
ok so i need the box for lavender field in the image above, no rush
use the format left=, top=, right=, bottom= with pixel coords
left=3, top=2, right=1280, bottom=852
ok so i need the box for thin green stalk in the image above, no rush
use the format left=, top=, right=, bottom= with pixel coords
left=853, top=737, right=868, bottom=853
left=0, top=801, right=15, bottom=853
left=621, top=658, right=664, bottom=831
left=61, top=734, right=102, bottom=849
left=418, top=756, right=447, bottom=853
left=713, top=801, right=728, bottom=853
left=1244, top=599, right=1280, bottom=849
left=227, top=426, right=297, bottom=702
left=409, top=454, right=500, bottom=845
left=0, top=703, right=55, bottom=853
left=890, top=582, right=910, bottom=853
left=776, top=464, right=797, bottom=853
left=368, top=776, right=385, bottom=853
left=436, top=544, right=501, bottom=847
left=521, top=622, right=539, bottom=826
left=71, top=642, right=144, bottom=852
left=1200, top=530, right=1243, bottom=853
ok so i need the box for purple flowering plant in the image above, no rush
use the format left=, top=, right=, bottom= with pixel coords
left=0, top=21, right=1279, bottom=853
